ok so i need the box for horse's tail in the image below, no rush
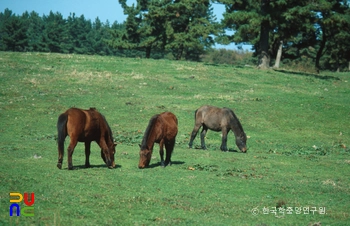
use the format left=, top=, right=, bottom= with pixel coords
left=194, top=109, right=198, bottom=119
left=57, top=113, right=68, bottom=151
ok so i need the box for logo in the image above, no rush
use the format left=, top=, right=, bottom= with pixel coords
left=9, top=192, right=35, bottom=217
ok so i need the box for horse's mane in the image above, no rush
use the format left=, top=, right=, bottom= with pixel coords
left=140, top=114, right=159, bottom=149
left=226, top=108, right=245, bottom=134
left=86, top=108, right=113, bottom=141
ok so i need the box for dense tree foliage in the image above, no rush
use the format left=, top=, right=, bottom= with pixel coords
left=218, top=0, right=350, bottom=71
left=0, top=9, right=119, bottom=56
left=110, top=0, right=218, bottom=60
left=1, top=1, right=350, bottom=71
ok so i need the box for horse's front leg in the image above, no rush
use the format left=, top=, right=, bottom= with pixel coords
left=67, top=138, right=78, bottom=170
left=84, top=141, right=91, bottom=168
left=200, top=126, right=208, bottom=150
left=159, top=140, right=165, bottom=167
left=220, top=128, right=228, bottom=152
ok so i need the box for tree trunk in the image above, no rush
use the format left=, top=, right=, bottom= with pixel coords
left=258, top=0, right=270, bottom=69
left=274, top=41, right=283, bottom=68
left=315, top=24, right=326, bottom=71
left=145, top=46, right=151, bottom=58
left=258, top=20, right=270, bottom=69
left=176, top=44, right=184, bottom=60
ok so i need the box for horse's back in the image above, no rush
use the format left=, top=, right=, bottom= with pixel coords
left=159, top=112, right=178, bottom=139
left=65, top=108, right=87, bottom=132
left=160, top=111, right=177, bottom=123
left=63, top=107, right=109, bottom=141
left=195, top=105, right=235, bottom=130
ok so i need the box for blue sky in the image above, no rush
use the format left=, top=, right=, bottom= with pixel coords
left=1, top=0, right=226, bottom=23
left=1, top=0, right=247, bottom=50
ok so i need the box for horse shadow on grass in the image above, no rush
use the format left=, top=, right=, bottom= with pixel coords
left=146, top=161, right=185, bottom=169
left=192, top=146, right=244, bottom=153
left=227, top=148, right=248, bottom=153
left=72, top=164, right=122, bottom=170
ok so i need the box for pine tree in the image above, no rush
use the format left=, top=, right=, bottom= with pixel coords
left=165, top=0, right=218, bottom=60
left=25, top=11, right=47, bottom=52
left=110, top=0, right=218, bottom=59
left=0, top=9, right=28, bottom=51
left=43, top=11, right=69, bottom=53
left=219, top=0, right=350, bottom=70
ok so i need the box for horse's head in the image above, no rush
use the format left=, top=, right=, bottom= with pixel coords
left=138, top=145, right=152, bottom=169
left=236, top=132, right=247, bottom=153
left=101, top=143, right=117, bottom=168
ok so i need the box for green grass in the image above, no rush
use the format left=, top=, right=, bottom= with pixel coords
left=0, top=52, right=349, bottom=225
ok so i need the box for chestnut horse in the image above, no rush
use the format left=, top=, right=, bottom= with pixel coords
left=138, top=112, right=178, bottom=168
left=188, top=105, right=247, bottom=152
left=56, top=107, right=116, bottom=170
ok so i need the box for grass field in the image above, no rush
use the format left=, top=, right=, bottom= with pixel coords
left=0, top=51, right=349, bottom=225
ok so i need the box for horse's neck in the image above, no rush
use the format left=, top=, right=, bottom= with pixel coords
left=231, top=121, right=243, bottom=138
left=145, top=130, right=157, bottom=150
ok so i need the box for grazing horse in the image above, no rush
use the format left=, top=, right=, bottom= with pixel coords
left=56, top=107, right=116, bottom=170
left=138, top=112, right=178, bottom=169
left=188, top=105, right=247, bottom=152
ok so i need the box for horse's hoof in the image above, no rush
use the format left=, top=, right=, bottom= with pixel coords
left=57, top=163, right=62, bottom=169
left=68, top=165, right=74, bottom=170
left=85, top=164, right=91, bottom=168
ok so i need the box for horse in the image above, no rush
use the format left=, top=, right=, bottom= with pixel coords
left=188, top=105, right=247, bottom=152
left=138, top=112, right=178, bottom=169
left=56, top=107, right=117, bottom=170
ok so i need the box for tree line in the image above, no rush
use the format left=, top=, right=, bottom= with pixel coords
left=1, top=0, right=350, bottom=71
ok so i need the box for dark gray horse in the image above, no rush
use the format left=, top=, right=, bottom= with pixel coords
left=188, top=105, right=247, bottom=152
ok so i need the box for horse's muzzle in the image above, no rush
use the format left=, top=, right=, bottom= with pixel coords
left=108, top=161, right=115, bottom=169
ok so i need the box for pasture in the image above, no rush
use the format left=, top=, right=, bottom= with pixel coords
left=0, top=51, right=349, bottom=225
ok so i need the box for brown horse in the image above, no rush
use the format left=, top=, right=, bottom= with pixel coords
left=56, top=107, right=116, bottom=170
left=188, top=105, right=247, bottom=152
left=138, top=112, right=178, bottom=169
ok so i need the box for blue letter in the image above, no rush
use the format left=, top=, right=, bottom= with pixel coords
left=9, top=203, right=20, bottom=216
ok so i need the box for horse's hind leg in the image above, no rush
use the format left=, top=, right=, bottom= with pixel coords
left=220, top=128, right=229, bottom=152
left=57, top=143, right=64, bottom=169
left=67, top=138, right=78, bottom=170
left=200, top=126, right=208, bottom=150
left=189, top=124, right=201, bottom=148
left=164, top=139, right=175, bottom=167
left=84, top=141, right=91, bottom=168
left=159, top=140, right=165, bottom=167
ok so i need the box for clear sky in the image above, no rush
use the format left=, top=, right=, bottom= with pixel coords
left=0, top=0, right=246, bottom=50
left=1, top=0, right=128, bottom=23
left=1, top=0, right=225, bottom=23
